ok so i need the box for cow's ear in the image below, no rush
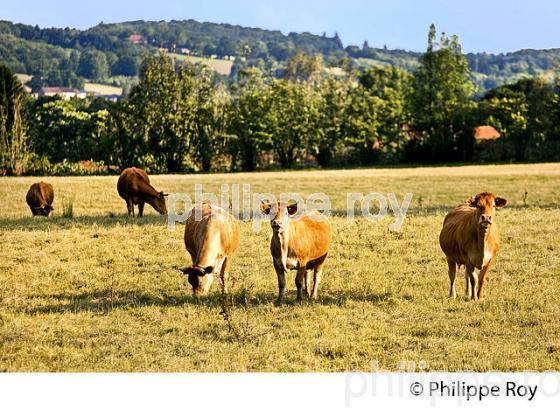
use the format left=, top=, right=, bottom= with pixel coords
left=260, top=200, right=271, bottom=215
left=495, top=197, right=507, bottom=208
left=466, top=196, right=478, bottom=207
left=287, top=203, right=298, bottom=215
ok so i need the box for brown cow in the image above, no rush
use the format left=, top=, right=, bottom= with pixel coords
left=26, top=182, right=54, bottom=216
left=117, top=167, right=167, bottom=217
left=180, top=203, right=240, bottom=297
left=260, top=201, right=332, bottom=305
left=439, top=192, right=507, bottom=301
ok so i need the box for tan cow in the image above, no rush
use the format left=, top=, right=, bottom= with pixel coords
left=180, top=203, right=240, bottom=297
left=260, top=201, right=332, bottom=305
left=439, top=192, right=507, bottom=301
left=26, top=182, right=54, bottom=216
left=117, top=167, right=167, bottom=217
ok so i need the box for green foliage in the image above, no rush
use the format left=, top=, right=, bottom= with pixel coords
left=77, top=48, right=110, bottom=80
left=4, top=18, right=560, bottom=94
left=0, top=63, right=28, bottom=174
left=28, top=97, right=110, bottom=163
left=408, top=25, right=476, bottom=162
left=229, top=68, right=273, bottom=171
left=478, top=76, right=559, bottom=161
left=266, top=78, right=322, bottom=168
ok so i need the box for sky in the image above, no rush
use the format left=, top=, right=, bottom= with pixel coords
left=1, top=0, right=559, bottom=53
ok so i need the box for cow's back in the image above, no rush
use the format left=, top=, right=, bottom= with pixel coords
left=26, top=182, right=54, bottom=208
left=117, top=167, right=150, bottom=199
left=439, top=205, right=479, bottom=265
left=285, top=211, right=332, bottom=267
left=184, top=204, right=239, bottom=264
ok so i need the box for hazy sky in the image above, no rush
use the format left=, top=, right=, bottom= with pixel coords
left=1, top=0, right=559, bottom=53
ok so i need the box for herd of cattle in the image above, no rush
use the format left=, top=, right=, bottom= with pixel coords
left=24, top=167, right=507, bottom=303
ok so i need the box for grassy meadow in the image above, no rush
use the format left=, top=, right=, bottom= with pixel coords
left=1, top=163, right=559, bottom=371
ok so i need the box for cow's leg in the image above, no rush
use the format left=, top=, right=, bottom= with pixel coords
left=126, top=199, right=134, bottom=217
left=477, top=259, right=493, bottom=301
left=295, top=268, right=306, bottom=301
left=273, top=260, right=286, bottom=306
left=220, top=256, right=232, bottom=294
left=464, top=266, right=471, bottom=299
left=311, top=264, right=324, bottom=299
left=303, top=269, right=311, bottom=298
left=466, top=264, right=477, bottom=301
left=447, top=259, right=457, bottom=298
left=138, top=201, right=145, bottom=217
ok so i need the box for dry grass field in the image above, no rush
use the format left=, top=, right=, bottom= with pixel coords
left=83, top=83, right=123, bottom=96
left=1, top=163, right=559, bottom=371
left=170, top=54, right=234, bottom=75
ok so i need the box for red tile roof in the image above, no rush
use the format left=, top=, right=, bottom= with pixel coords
left=474, top=125, right=501, bottom=140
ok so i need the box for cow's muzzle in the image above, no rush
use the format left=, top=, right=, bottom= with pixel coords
left=479, top=215, right=493, bottom=226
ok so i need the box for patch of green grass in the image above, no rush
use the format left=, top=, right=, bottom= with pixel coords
left=0, top=163, right=559, bottom=371
left=61, top=195, right=75, bottom=218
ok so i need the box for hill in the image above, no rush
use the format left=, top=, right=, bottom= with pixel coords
left=1, top=18, right=560, bottom=92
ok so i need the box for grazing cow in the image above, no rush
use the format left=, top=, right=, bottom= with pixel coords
left=26, top=182, right=54, bottom=216
left=180, top=203, right=240, bottom=297
left=260, top=201, right=332, bottom=305
left=117, top=167, right=167, bottom=217
left=439, top=192, right=507, bottom=301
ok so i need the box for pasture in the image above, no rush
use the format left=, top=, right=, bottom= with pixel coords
left=1, top=163, right=559, bottom=371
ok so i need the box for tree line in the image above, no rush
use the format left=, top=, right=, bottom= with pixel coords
left=2, top=19, right=560, bottom=93
left=2, top=25, right=560, bottom=176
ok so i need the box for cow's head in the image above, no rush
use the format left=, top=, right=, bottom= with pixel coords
left=34, top=204, right=54, bottom=216
left=466, top=192, right=507, bottom=229
left=152, top=192, right=168, bottom=215
left=260, top=200, right=299, bottom=233
left=180, top=266, right=214, bottom=296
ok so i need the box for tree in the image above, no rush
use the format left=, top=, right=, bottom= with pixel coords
left=313, top=76, right=350, bottom=166
left=0, top=64, right=28, bottom=175
left=359, top=66, right=411, bottom=161
left=77, top=49, right=109, bottom=80
left=479, top=78, right=555, bottom=161
left=283, top=52, right=324, bottom=83
left=115, top=52, right=198, bottom=172
left=343, top=85, right=385, bottom=165
left=192, top=66, right=231, bottom=172
left=229, top=67, right=273, bottom=171
left=112, top=54, right=139, bottom=76
left=267, top=78, right=321, bottom=168
left=408, top=24, right=476, bottom=162
left=28, top=98, right=109, bottom=163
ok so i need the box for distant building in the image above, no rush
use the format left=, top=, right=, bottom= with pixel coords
left=474, top=125, right=501, bottom=141
left=38, top=87, right=87, bottom=100
left=129, top=34, right=147, bottom=45
left=179, top=48, right=191, bottom=55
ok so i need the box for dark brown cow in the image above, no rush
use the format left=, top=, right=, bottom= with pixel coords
left=117, top=167, right=167, bottom=217
left=260, top=201, right=332, bottom=305
left=26, top=182, right=54, bottom=216
left=180, top=203, right=240, bottom=296
left=439, top=192, right=507, bottom=301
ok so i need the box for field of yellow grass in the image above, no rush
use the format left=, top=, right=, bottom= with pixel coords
left=83, top=82, right=123, bottom=96
left=1, top=163, right=559, bottom=371
left=170, top=54, right=234, bottom=76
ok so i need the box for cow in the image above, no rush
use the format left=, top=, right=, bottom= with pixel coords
left=26, top=182, right=54, bottom=216
left=439, top=192, right=507, bottom=301
left=260, top=201, right=332, bottom=305
left=117, top=167, right=167, bottom=217
left=180, top=203, right=240, bottom=297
